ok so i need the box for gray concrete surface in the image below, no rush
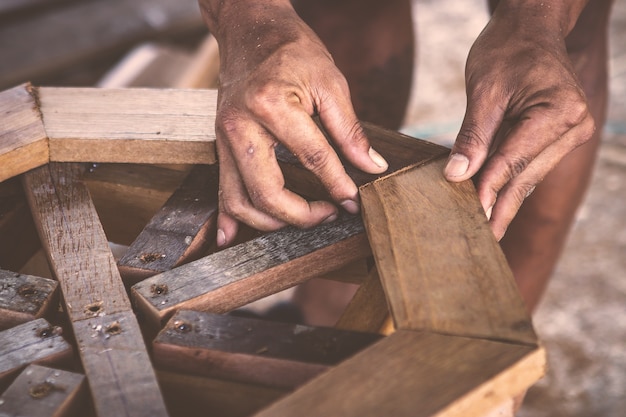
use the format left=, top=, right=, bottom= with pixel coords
left=405, top=1, right=626, bottom=416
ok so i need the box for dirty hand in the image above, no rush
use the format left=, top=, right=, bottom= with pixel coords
left=444, top=3, right=595, bottom=240
left=199, top=0, right=388, bottom=246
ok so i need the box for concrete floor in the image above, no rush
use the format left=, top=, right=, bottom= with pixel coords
left=406, top=1, right=626, bottom=416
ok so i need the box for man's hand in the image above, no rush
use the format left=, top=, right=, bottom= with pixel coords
left=199, top=0, right=388, bottom=246
left=445, top=2, right=595, bottom=240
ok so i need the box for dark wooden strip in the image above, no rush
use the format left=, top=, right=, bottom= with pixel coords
left=0, top=364, right=86, bottom=417
left=153, top=310, right=381, bottom=389
left=0, top=269, right=59, bottom=330
left=118, top=164, right=219, bottom=284
left=132, top=212, right=370, bottom=327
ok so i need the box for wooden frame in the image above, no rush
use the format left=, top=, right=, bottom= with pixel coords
left=0, top=84, right=545, bottom=416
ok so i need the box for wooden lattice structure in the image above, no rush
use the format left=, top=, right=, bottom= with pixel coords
left=0, top=83, right=545, bottom=417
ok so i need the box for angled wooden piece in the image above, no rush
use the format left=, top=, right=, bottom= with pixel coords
left=0, top=83, right=48, bottom=183
left=0, top=318, right=72, bottom=385
left=0, top=364, right=86, bottom=417
left=0, top=269, right=59, bottom=330
left=359, top=158, right=536, bottom=344
left=154, top=310, right=381, bottom=389
left=22, top=163, right=168, bottom=417
left=132, top=212, right=370, bottom=327
left=118, top=165, right=219, bottom=284
left=37, top=87, right=217, bottom=165
left=254, top=330, right=545, bottom=417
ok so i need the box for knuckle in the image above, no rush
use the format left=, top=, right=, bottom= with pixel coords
left=504, top=155, right=531, bottom=179
left=300, top=148, right=332, bottom=173
left=216, top=107, right=243, bottom=138
left=456, top=121, right=491, bottom=150
left=220, top=194, right=248, bottom=220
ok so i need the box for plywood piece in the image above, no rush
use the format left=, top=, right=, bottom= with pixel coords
left=132, top=212, right=370, bottom=327
left=117, top=165, right=218, bottom=284
left=0, top=269, right=58, bottom=330
left=154, top=310, right=381, bottom=389
left=22, top=163, right=168, bottom=417
left=254, top=330, right=545, bottom=417
left=0, top=364, right=86, bottom=417
left=0, top=84, right=49, bottom=183
left=359, top=157, right=536, bottom=345
left=38, top=87, right=217, bottom=164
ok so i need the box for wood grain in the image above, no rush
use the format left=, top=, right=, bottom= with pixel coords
left=0, top=269, right=59, bottom=330
left=22, top=163, right=168, bottom=417
left=0, top=364, right=86, bottom=417
left=132, top=212, right=370, bottom=327
left=360, top=157, right=537, bottom=345
left=254, top=330, right=545, bottom=417
left=154, top=310, right=381, bottom=389
left=0, top=83, right=49, bottom=183
left=38, top=87, right=217, bottom=164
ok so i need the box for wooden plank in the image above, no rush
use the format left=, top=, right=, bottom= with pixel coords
left=132, top=212, right=370, bottom=327
left=22, top=163, right=168, bottom=417
left=0, top=83, right=49, bottom=183
left=0, top=364, right=86, bottom=417
left=0, top=318, right=72, bottom=385
left=38, top=87, right=217, bottom=165
left=117, top=165, right=218, bottom=284
left=359, top=158, right=536, bottom=344
left=0, top=269, right=59, bottom=330
left=153, top=310, right=381, bottom=389
left=254, top=330, right=545, bottom=417
left=0, top=0, right=205, bottom=90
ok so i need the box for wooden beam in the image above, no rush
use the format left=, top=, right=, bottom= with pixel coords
left=359, top=157, right=536, bottom=345
left=22, top=163, right=168, bottom=417
left=0, top=269, right=59, bottom=330
left=255, top=330, right=545, bottom=417
left=132, top=212, right=370, bottom=327
left=153, top=310, right=381, bottom=389
left=117, top=165, right=218, bottom=284
left=0, top=83, right=48, bottom=183
left=0, top=364, right=86, bottom=417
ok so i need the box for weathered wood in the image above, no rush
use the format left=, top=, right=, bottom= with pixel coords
left=22, top=163, right=168, bottom=417
left=118, top=165, right=218, bottom=284
left=0, top=84, right=49, bottom=183
left=255, top=330, right=545, bottom=417
left=154, top=310, right=381, bottom=389
left=360, top=158, right=536, bottom=344
left=0, top=364, right=86, bottom=417
left=0, top=0, right=205, bottom=90
left=0, top=269, right=59, bottom=330
left=37, top=87, right=217, bottom=165
left=132, top=212, right=370, bottom=327
left=0, top=318, right=72, bottom=385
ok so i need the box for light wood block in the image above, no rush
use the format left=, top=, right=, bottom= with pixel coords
left=0, top=269, right=58, bottom=330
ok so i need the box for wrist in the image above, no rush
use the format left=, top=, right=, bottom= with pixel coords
left=493, top=0, right=589, bottom=36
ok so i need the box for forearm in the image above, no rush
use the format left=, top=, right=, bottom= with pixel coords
left=494, top=0, right=590, bottom=36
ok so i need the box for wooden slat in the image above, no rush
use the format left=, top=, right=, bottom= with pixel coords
left=360, top=157, right=536, bottom=344
left=254, top=330, right=545, bottom=417
left=22, top=163, right=168, bottom=417
left=0, top=83, right=49, bottom=183
left=153, top=310, right=381, bottom=389
left=0, top=364, right=86, bottom=417
left=118, top=165, right=218, bottom=284
left=38, top=87, right=217, bottom=165
left=132, top=212, right=370, bottom=327
left=0, top=269, right=59, bottom=330
left=0, top=318, right=72, bottom=384
left=0, top=0, right=205, bottom=90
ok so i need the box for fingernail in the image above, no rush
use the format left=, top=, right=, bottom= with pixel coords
left=217, top=228, right=226, bottom=247
left=368, top=147, right=388, bottom=170
left=322, top=212, right=338, bottom=224
left=485, top=205, right=493, bottom=220
left=445, top=153, right=469, bottom=178
left=340, top=199, right=360, bottom=214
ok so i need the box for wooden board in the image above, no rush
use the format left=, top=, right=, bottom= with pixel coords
left=0, top=269, right=59, bottom=330
left=255, top=330, right=545, bottom=417
left=132, top=212, right=370, bottom=327
left=117, top=164, right=218, bottom=284
left=22, top=163, right=168, bottom=417
left=153, top=310, right=381, bottom=389
left=0, top=364, right=86, bottom=417
left=0, top=84, right=49, bottom=183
